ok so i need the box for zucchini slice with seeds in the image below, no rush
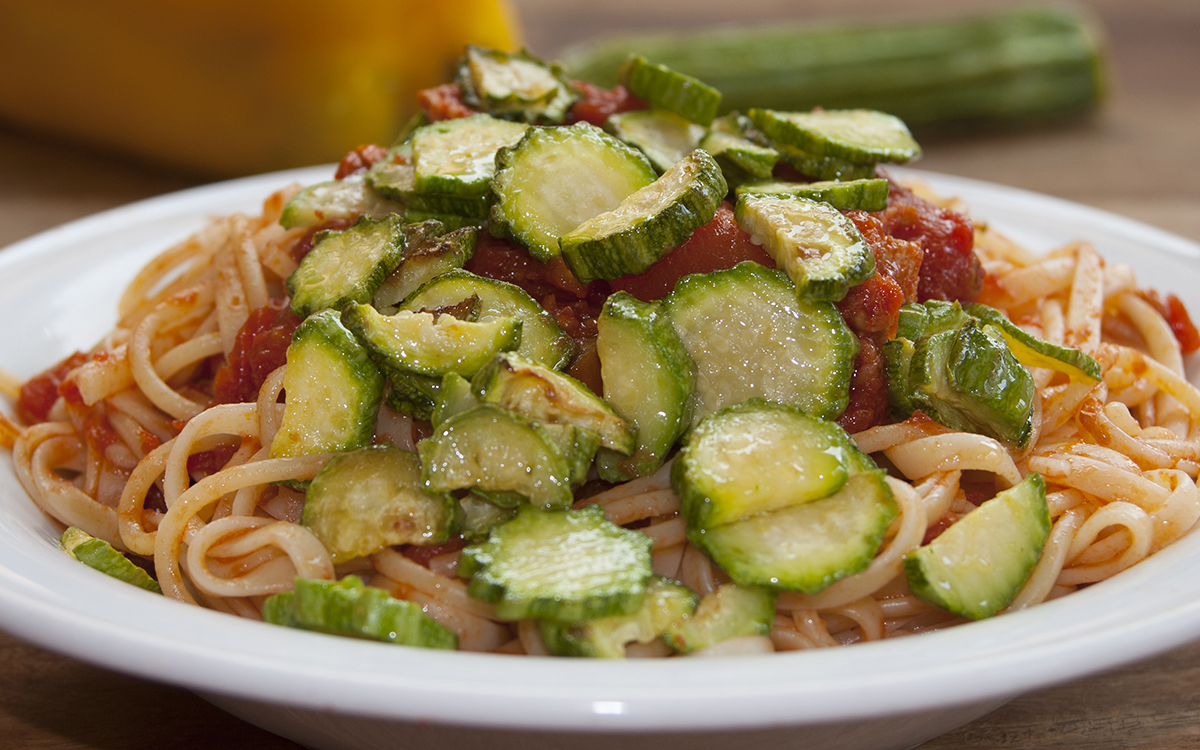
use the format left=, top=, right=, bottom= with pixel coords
left=905, top=473, right=1050, bottom=620
left=302, top=446, right=460, bottom=563
left=262, top=576, right=457, bottom=649
left=418, top=403, right=574, bottom=510
left=699, top=130, right=779, bottom=188
left=457, top=504, right=653, bottom=622
left=373, top=223, right=476, bottom=310
left=411, top=114, right=529, bottom=201
left=560, top=149, right=727, bottom=283
left=596, top=291, right=694, bottom=482
left=689, top=470, right=897, bottom=594
left=734, top=193, right=875, bottom=301
left=673, top=399, right=852, bottom=529
left=604, top=108, right=705, bottom=174
left=665, top=262, right=858, bottom=423
left=749, top=108, right=921, bottom=164
left=618, top=54, right=722, bottom=126
left=279, top=178, right=404, bottom=230
left=457, top=46, right=579, bottom=124
left=489, top=121, right=657, bottom=262
left=286, top=214, right=407, bottom=318
left=662, top=583, right=775, bottom=654
left=61, top=527, right=161, bottom=593
left=270, top=310, right=384, bottom=459
left=473, top=351, right=636, bottom=454
left=400, top=269, right=574, bottom=370
left=735, top=178, right=889, bottom=212
left=541, top=577, right=697, bottom=658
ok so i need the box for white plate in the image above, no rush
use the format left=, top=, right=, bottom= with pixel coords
left=1, top=167, right=1199, bottom=750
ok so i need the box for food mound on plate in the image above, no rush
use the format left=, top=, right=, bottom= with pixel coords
left=4, top=46, right=1199, bottom=657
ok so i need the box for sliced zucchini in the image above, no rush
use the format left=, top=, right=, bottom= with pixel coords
left=699, top=130, right=779, bottom=188
left=605, top=108, right=706, bottom=174
left=411, top=114, right=529, bottom=202
left=431, top=372, right=482, bottom=429
left=560, top=149, right=726, bottom=283
left=894, top=300, right=972, bottom=341
left=270, top=310, right=384, bottom=459
left=595, top=291, right=694, bottom=482
left=749, top=108, right=921, bottom=164
left=618, top=54, right=722, bottom=126
left=262, top=576, right=457, bottom=650
left=689, top=470, right=897, bottom=594
left=366, top=144, right=489, bottom=218
left=457, top=504, right=653, bottom=622
left=302, top=446, right=459, bottom=563
left=541, top=577, right=697, bottom=658
left=775, top=144, right=877, bottom=182
left=883, top=337, right=917, bottom=419
left=391, top=111, right=428, bottom=147
left=400, top=269, right=573, bottom=370
left=540, top=422, right=603, bottom=487
left=734, top=193, right=875, bottom=302
left=966, top=303, right=1101, bottom=382
left=473, top=352, right=636, bottom=454
left=457, top=46, right=578, bottom=124
left=418, top=403, right=573, bottom=510
left=60, top=527, right=161, bottom=593
left=662, top=583, right=775, bottom=654
left=343, top=305, right=521, bottom=380
left=908, top=319, right=1036, bottom=448
left=279, top=178, right=405, bottom=230
left=673, top=400, right=852, bottom=529
left=489, top=122, right=657, bottom=262
left=664, top=262, right=858, bottom=423
left=373, top=223, right=477, bottom=310
left=286, top=214, right=407, bottom=318
left=459, top=493, right=519, bottom=543
left=735, top=178, right=889, bottom=212
left=402, top=211, right=486, bottom=233
left=905, top=473, right=1050, bottom=620
left=384, top=371, right=442, bottom=422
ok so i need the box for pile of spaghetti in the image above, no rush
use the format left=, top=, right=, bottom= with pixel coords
left=3, top=85, right=1200, bottom=659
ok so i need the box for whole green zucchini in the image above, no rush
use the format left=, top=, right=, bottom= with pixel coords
left=559, top=6, right=1106, bottom=127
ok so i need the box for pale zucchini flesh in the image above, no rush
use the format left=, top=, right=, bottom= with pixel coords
left=541, top=576, right=697, bottom=658
left=748, top=108, right=921, bottom=164
left=604, top=108, right=705, bottom=174
left=735, top=178, right=890, bottom=212
left=662, top=583, right=775, bottom=653
left=279, top=178, right=404, bottom=230
left=287, top=214, right=407, bottom=318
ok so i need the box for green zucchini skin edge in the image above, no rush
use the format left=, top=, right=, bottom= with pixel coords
left=618, top=54, right=722, bottom=127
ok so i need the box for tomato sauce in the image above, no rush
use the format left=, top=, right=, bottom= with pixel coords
left=417, top=83, right=478, bottom=122
left=212, top=300, right=302, bottom=405
left=16, top=351, right=89, bottom=425
left=333, top=144, right=389, bottom=180
left=879, top=182, right=981, bottom=304
left=566, top=82, right=647, bottom=127
left=1139, top=290, right=1200, bottom=354
left=837, top=336, right=889, bottom=434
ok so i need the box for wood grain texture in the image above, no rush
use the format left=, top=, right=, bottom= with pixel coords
left=0, top=1, right=1197, bottom=748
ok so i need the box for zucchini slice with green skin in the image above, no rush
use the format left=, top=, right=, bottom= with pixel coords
left=489, top=122, right=657, bottom=262
left=302, top=446, right=459, bottom=564
left=735, top=178, right=890, bottom=212
left=343, top=305, right=522, bottom=380
left=418, top=403, right=573, bottom=510
left=605, top=108, right=705, bottom=174
left=262, top=576, right=457, bottom=650
left=775, top=144, right=877, bottom=182
left=665, top=262, right=858, bottom=423
left=270, top=310, right=384, bottom=459
left=662, top=583, right=775, bottom=654
left=734, top=194, right=875, bottom=302
left=883, top=337, right=917, bottom=420
left=560, top=149, right=727, bottom=283
left=596, top=291, right=694, bottom=482
left=689, top=470, right=897, bottom=594
left=412, top=114, right=529, bottom=201
left=457, top=504, right=653, bottom=622
left=749, top=108, right=921, bottom=164
left=279, top=178, right=405, bottom=230
left=286, top=214, right=407, bottom=318
left=400, top=269, right=574, bottom=370
left=966, top=303, right=1101, bottom=382
left=457, top=46, right=579, bottom=125
left=60, top=527, right=161, bottom=593
left=673, top=399, right=852, bottom=529
left=540, top=422, right=603, bottom=487
left=905, top=473, right=1050, bottom=620
left=908, top=319, right=1036, bottom=448
left=373, top=223, right=477, bottom=310
left=383, top=371, right=442, bottom=422
left=699, top=130, right=778, bottom=188
left=431, top=372, right=482, bottom=429
left=473, top=351, right=636, bottom=454
left=895, top=300, right=972, bottom=341
left=402, top=211, right=486, bottom=233
left=618, top=54, right=722, bottom=127
left=365, top=145, right=489, bottom=219
left=541, top=577, right=697, bottom=658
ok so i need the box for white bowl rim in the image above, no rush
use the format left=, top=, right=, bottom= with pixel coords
left=0, top=165, right=1198, bottom=733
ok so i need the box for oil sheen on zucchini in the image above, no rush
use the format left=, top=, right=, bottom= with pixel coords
left=665, top=262, right=858, bottom=423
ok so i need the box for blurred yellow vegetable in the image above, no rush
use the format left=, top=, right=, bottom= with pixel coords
left=0, top=0, right=520, bottom=177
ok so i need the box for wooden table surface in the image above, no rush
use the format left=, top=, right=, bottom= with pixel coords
left=1, top=1, right=1198, bottom=748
